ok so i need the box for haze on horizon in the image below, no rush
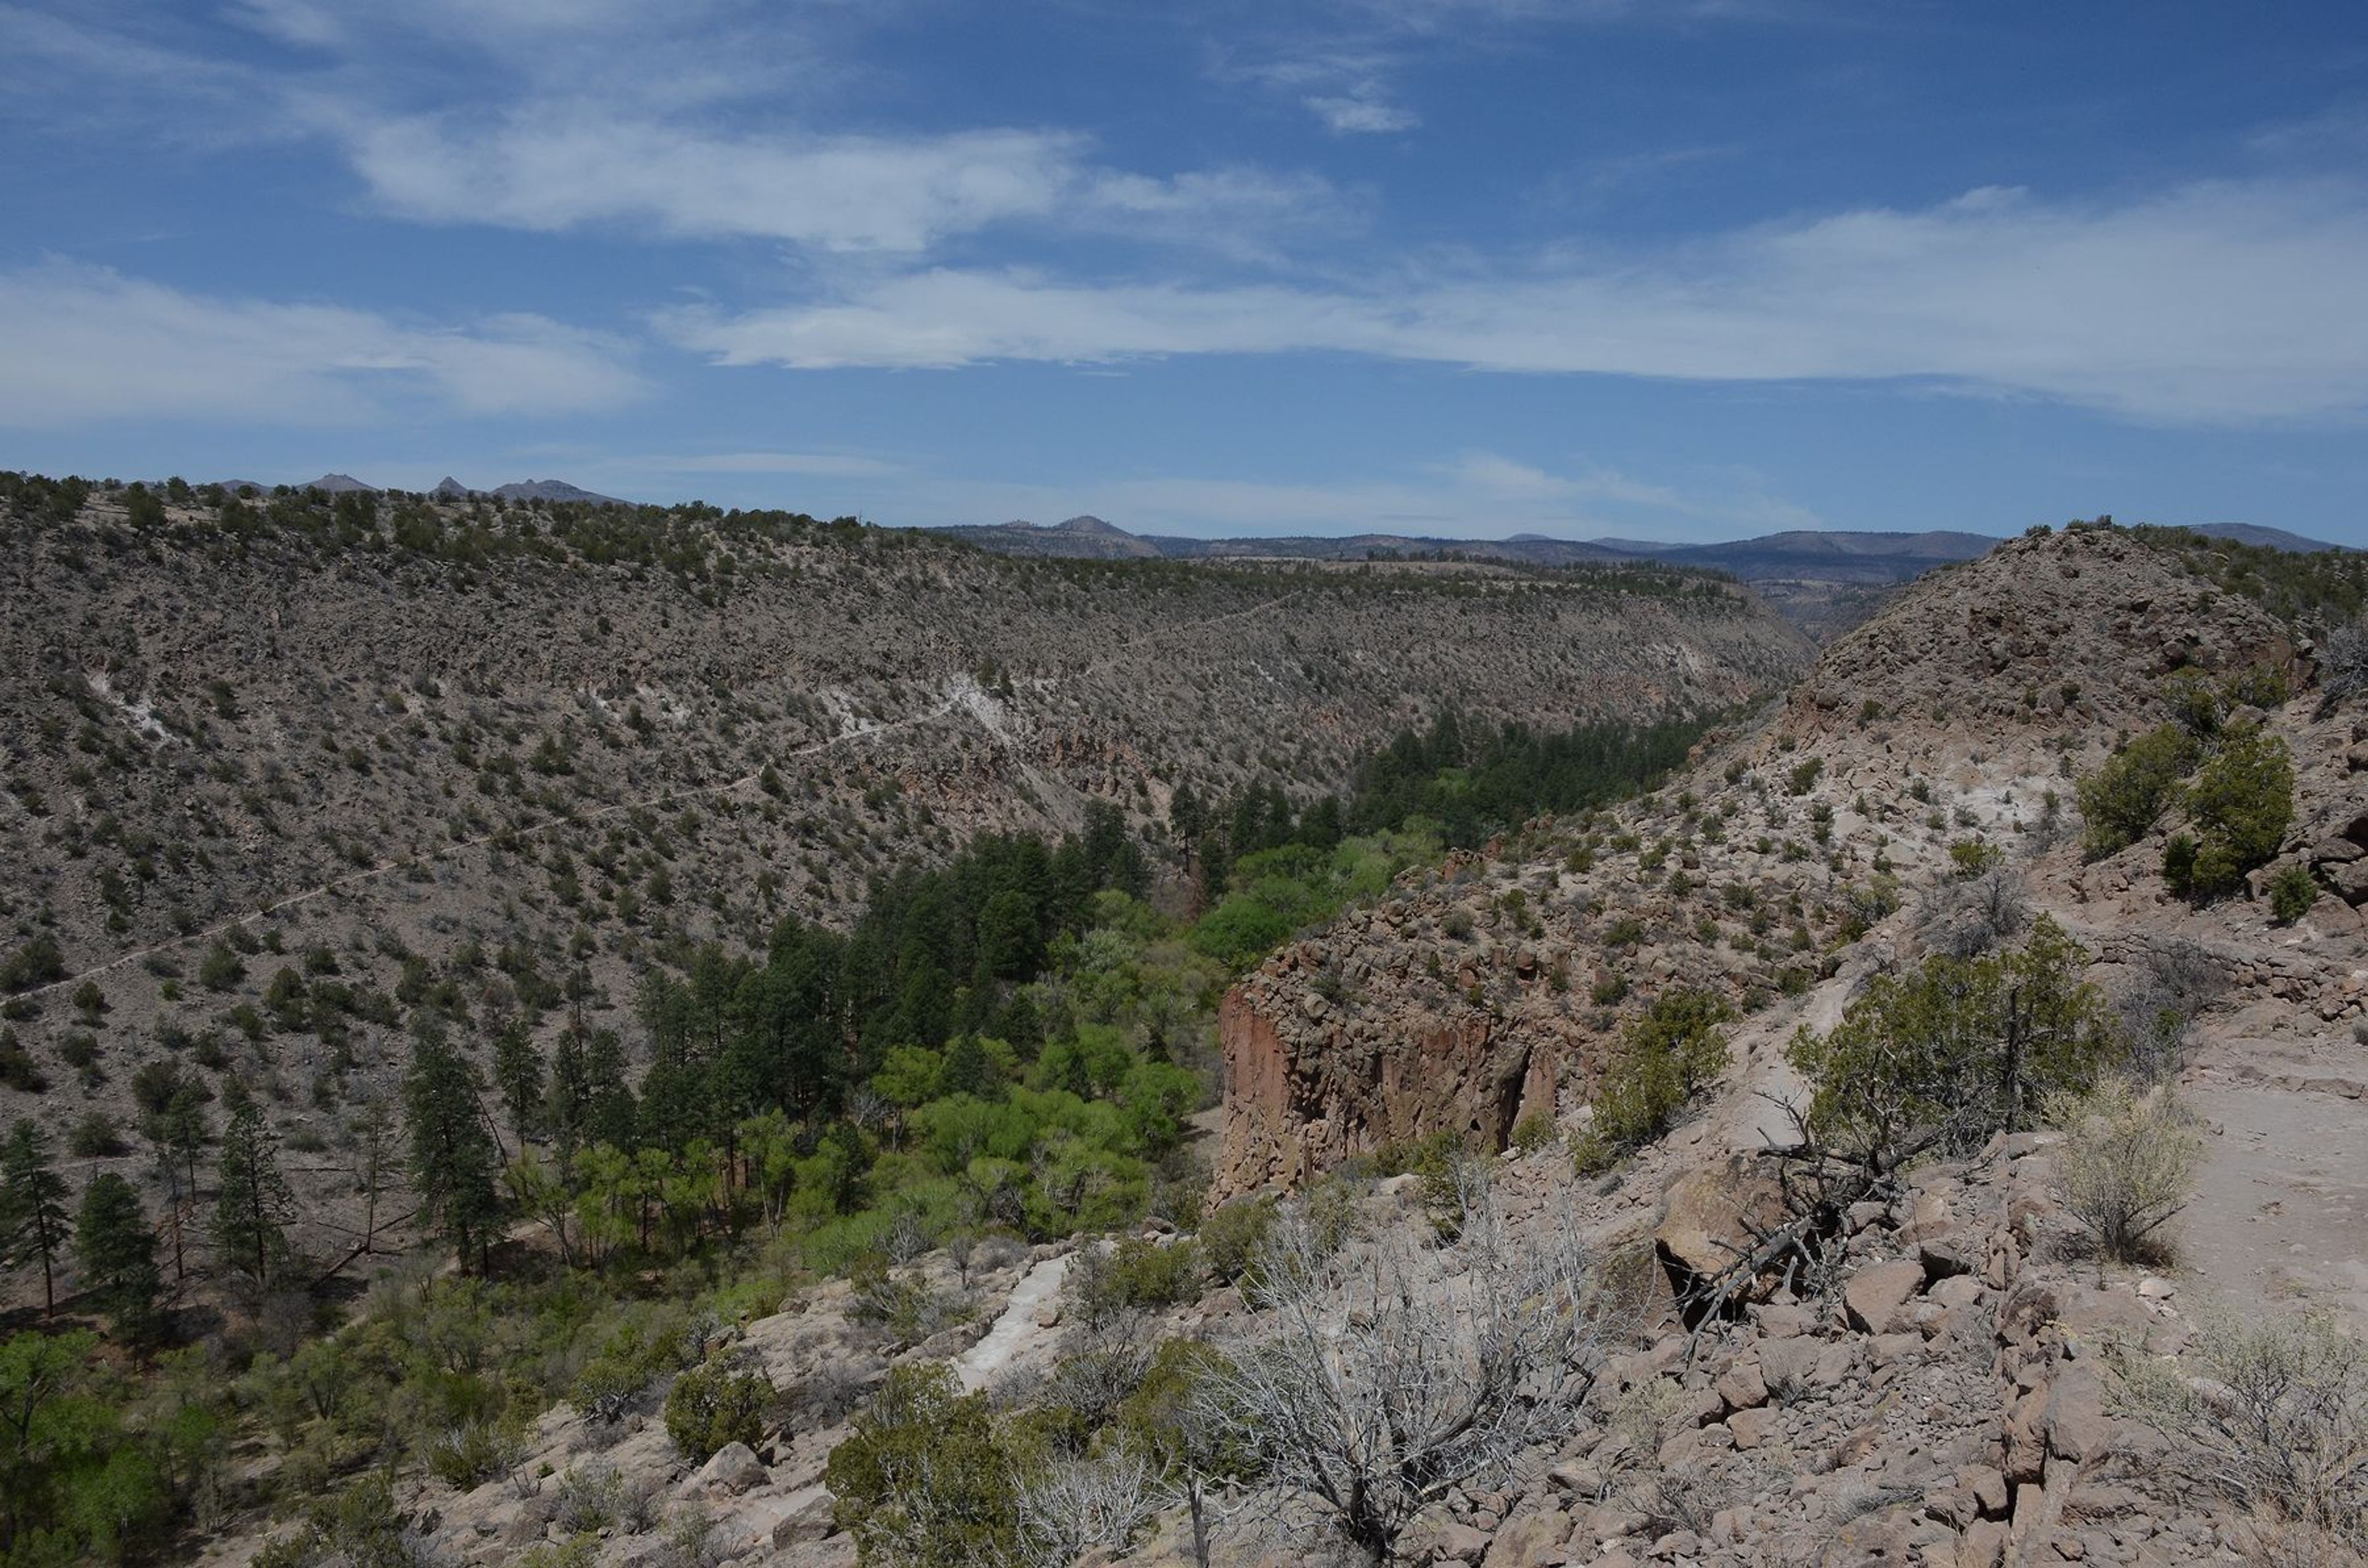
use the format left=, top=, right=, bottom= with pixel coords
left=3, top=2, right=2366, bottom=546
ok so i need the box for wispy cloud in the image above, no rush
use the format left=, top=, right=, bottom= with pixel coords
left=0, top=261, right=643, bottom=426
left=662, top=178, right=2368, bottom=424
left=1305, top=90, right=1421, bottom=134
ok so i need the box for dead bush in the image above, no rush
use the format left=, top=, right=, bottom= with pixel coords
left=2049, top=1077, right=2203, bottom=1265
left=1914, top=866, right=2027, bottom=958
left=2110, top=1311, right=2368, bottom=1556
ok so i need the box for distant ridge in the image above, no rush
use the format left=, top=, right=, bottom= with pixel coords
left=936, top=514, right=1164, bottom=559
left=2188, top=522, right=2346, bottom=553
left=240, top=474, right=630, bottom=506
left=932, top=515, right=1999, bottom=582
left=490, top=478, right=628, bottom=506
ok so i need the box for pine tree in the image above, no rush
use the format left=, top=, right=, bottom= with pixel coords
left=350, top=1097, right=394, bottom=1257
left=212, top=1085, right=295, bottom=1290
left=545, top=1017, right=590, bottom=1159
left=75, top=1173, right=163, bottom=1345
left=491, top=1022, right=545, bottom=1149
left=404, top=1028, right=500, bottom=1272
left=583, top=1027, right=638, bottom=1149
left=0, top=1119, right=70, bottom=1315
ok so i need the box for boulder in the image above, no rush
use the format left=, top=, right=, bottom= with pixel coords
left=1428, top=1519, right=1493, bottom=1564
left=1843, top=1258, right=1927, bottom=1334
left=1728, top=1405, right=1783, bottom=1450
left=1481, top=1508, right=1574, bottom=1567
left=1715, top=1358, right=1769, bottom=1412
left=1655, top=1155, right=1788, bottom=1285
left=2042, top=1368, right=2112, bottom=1463
left=771, top=1488, right=837, bottom=1550
left=697, top=1442, right=766, bottom=1497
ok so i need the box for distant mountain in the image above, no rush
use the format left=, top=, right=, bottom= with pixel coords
left=302, top=472, right=377, bottom=494
left=432, top=476, right=472, bottom=499
left=490, top=478, right=628, bottom=506
left=937, top=515, right=1164, bottom=560
left=2188, top=522, right=2347, bottom=553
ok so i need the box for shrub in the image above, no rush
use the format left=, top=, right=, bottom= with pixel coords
left=0, top=934, right=64, bottom=993
left=663, top=1361, right=774, bottom=1464
left=2076, top=725, right=2197, bottom=858
left=553, top=1461, right=625, bottom=1533
left=1576, top=988, right=1731, bottom=1171
left=2179, top=726, right=2293, bottom=898
left=1915, top=866, right=2028, bottom=959
left=1196, top=1196, right=1277, bottom=1284
left=2221, top=660, right=2292, bottom=710
left=68, top=1111, right=123, bottom=1157
left=2108, top=1311, right=2367, bottom=1558
left=1076, top=1237, right=1202, bottom=1322
left=0, top=1031, right=44, bottom=1093
left=2050, top=1077, right=2202, bottom=1264
left=827, top=1363, right=1018, bottom=1567
left=1789, top=916, right=2121, bottom=1173
left=198, top=942, right=245, bottom=992
left=1947, top=838, right=2002, bottom=879
left=2267, top=864, right=2319, bottom=925
left=1509, top=1110, right=1559, bottom=1155
left=2161, top=670, right=2224, bottom=737
left=426, top=1415, right=527, bottom=1490
left=1786, top=758, right=1823, bottom=796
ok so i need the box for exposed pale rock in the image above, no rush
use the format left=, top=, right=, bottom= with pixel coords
left=697, top=1442, right=766, bottom=1497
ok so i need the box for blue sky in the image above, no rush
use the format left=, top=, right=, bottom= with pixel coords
left=3, top=1, right=2367, bottom=543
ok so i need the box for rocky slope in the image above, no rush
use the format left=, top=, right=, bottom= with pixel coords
left=0, top=481, right=1809, bottom=1263
left=1175, top=520, right=2368, bottom=1563
left=1212, top=525, right=2340, bottom=1198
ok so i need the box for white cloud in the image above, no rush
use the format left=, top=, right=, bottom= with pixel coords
left=1305, top=91, right=1420, bottom=134
left=662, top=179, right=2368, bottom=423
left=0, top=262, right=643, bottom=426
left=327, top=104, right=1354, bottom=254
left=341, top=113, right=1088, bottom=251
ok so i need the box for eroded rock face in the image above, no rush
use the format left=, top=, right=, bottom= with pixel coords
left=1215, top=977, right=1542, bottom=1193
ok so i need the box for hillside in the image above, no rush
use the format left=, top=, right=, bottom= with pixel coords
left=1184, top=521, right=2368, bottom=1564
left=0, top=475, right=1810, bottom=1264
